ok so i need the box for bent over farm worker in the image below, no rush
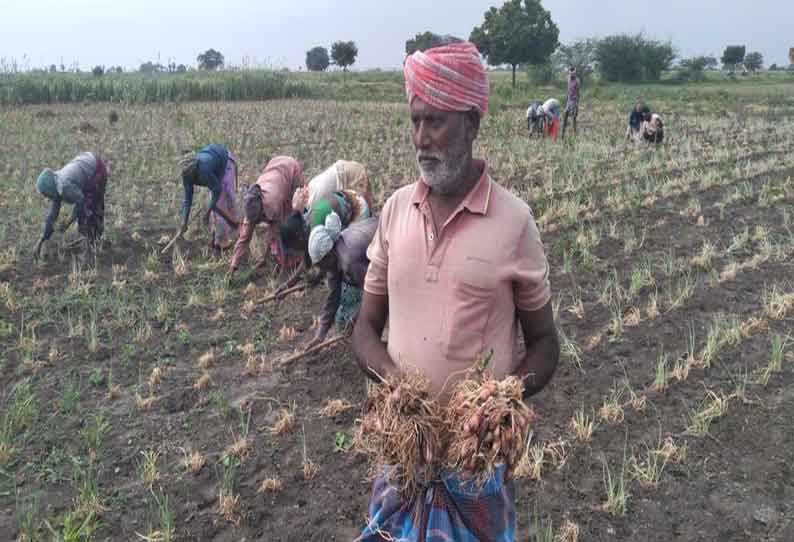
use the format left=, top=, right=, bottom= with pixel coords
left=641, top=113, right=665, bottom=144
left=541, top=97, right=561, bottom=140
left=626, top=100, right=651, bottom=141
left=178, top=143, right=240, bottom=249
left=291, top=160, right=374, bottom=216
left=526, top=100, right=544, bottom=136
left=280, top=186, right=373, bottom=267
left=229, top=156, right=305, bottom=276
left=352, top=41, right=559, bottom=542
left=34, top=151, right=109, bottom=261
left=301, top=215, right=378, bottom=350
left=276, top=160, right=375, bottom=292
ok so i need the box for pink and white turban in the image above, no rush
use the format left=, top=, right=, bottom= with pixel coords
left=404, top=42, right=489, bottom=119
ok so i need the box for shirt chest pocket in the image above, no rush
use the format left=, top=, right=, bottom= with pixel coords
left=442, top=260, right=498, bottom=361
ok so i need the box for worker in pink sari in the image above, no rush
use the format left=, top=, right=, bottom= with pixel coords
left=228, top=156, right=305, bottom=277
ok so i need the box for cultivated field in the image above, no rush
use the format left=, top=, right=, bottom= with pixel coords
left=1, top=84, right=793, bottom=541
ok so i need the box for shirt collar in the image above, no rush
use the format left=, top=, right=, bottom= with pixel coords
left=410, top=159, right=492, bottom=216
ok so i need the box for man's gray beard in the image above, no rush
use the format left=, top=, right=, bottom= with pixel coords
left=417, top=145, right=469, bottom=196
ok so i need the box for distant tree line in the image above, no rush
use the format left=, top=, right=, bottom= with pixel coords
left=304, top=42, right=358, bottom=72
left=18, top=0, right=794, bottom=83
left=405, top=0, right=790, bottom=86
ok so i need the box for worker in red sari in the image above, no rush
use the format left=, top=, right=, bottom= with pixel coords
left=353, top=39, right=558, bottom=542
left=228, top=156, right=305, bottom=277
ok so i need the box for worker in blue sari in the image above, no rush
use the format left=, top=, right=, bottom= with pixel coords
left=178, top=144, right=240, bottom=249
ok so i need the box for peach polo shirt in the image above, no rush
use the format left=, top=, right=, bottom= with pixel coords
left=364, top=161, right=551, bottom=396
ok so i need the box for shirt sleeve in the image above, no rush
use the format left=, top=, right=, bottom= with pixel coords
left=230, top=220, right=254, bottom=270
left=512, top=213, right=551, bottom=312
left=181, top=176, right=194, bottom=224
left=317, top=268, right=343, bottom=338
left=363, top=196, right=393, bottom=296
left=43, top=198, right=62, bottom=241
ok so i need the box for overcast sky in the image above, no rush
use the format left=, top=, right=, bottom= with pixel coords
left=2, top=0, right=791, bottom=71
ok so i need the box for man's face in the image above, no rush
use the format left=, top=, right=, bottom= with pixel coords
left=635, top=102, right=643, bottom=113
left=410, top=98, right=477, bottom=196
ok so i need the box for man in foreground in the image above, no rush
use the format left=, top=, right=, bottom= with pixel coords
left=353, top=40, right=559, bottom=542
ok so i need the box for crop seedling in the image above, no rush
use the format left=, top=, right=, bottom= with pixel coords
left=224, top=406, right=252, bottom=461
left=217, top=456, right=241, bottom=525
left=686, top=391, right=729, bottom=437
left=106, top=368, right=121, bottom=400
left=140, top=489, right=175, bottom=542
left=45, top=510, right=96, bottom=542
left=760, top=334, right=790, bottom=386
left=601, top=447, right=629, bottom=517
left=194, top=371, right=213, bottom=390
left=88, top=368, right=104, bottom=388
left=653, top=351, right=669, bottom=393
left=334, top=431, right=354, bottom=453
left=631, top=434, right=670, bottom=489
left=182, top=449, right=206, bottom=475
left=570, top=408, right=595, bottom=442
left=16, top=491, right=41, bottom=542
left=72, top=455, right=106, bottom=518
left=258, top=477, right=283, bottom=494
left=598, top=387, right=625, bottom=424
left=269, top=401, right=296, bottom=435
left=301, top=424, right=319, bottom=480
left=209, top=391, right=232, bottom=418
left=530, top=501, right=554, bottom=542
left=60, top=373, right=82, bottom=415
left=556, top=520, right=580, bottom=542
left=517, top=441, right=545, bottom=481
left=319, top=399, right=354, bottom=417
left=198, top=349, right=215, bottom=369
left=81, top=412, right=110, bottom=459
left=558, top=327, right=583, bottom=370
left=136, top=392, right=157, bottom=412
left=139, top=450, right=161, bottom=488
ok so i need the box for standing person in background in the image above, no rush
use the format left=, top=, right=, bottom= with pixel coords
left=177, top=144, right=239, bottom=251
left=561, top=67, right=580, bottom=139
left=228, top=156, right=305, bottom=277
left=33, top=151, right=109, bottom=261
left=541, top=97, right=561, bottom=140
left=353, top=40, right=559, bottom=542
